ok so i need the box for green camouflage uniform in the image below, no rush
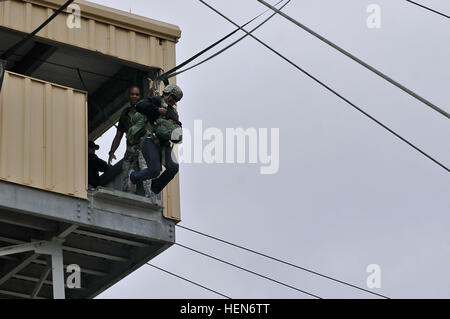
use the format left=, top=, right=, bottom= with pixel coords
left=120, top=107, right=153, bottom=195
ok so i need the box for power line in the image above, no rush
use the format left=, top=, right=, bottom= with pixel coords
left=256, top=0, right=450, bottom=120
left=146, top=263, right=231, bottom=299
left=158, top=0, right=286, bottom=82
left=1, top=0, right=75, bottom=60
left=177, top=225, right=390, bottom=299
left=406, top=0, right=450, bottom=19
left=165, top=0, right=291, bottom=80
left=197, top=0, right=450, bottom=173
left=175, top=242, right=322, bottom=299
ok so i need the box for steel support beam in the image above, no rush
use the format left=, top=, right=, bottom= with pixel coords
left=0, top=253, right=40, bottom=286
left=0, top=241, right=47, bottom=257
left=30, top=266, right=51, bottom=299
left=0, top=240, right=66, bottom=299
left=0, top=210, right=58, bottom=232
left=0, top=181, right=173, bottom=242
left=72, top=229, right=148, bottom=247
left=33, top=258, right=108, bottom=277
left=49, top=243, right=65, bottom=299
left=57, top=224, right=78, bottom=239
left=10, top=42, right=57, bottom=75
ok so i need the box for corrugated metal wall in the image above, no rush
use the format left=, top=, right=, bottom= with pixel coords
left=0, top=0, right=181, bottom=221
left=0, top=0, right=179, bottom=71
left=0, top=71, right=88, bottom=199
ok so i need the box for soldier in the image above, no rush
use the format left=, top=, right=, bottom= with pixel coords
left=128, top=84, right=183, bottom=197
left=107, top=85, right=152, bottom=195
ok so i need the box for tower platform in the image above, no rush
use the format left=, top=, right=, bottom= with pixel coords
left=0, top=180, right=175, bottom=299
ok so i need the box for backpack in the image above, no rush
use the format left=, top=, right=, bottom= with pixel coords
left=154, top=117, right=183, bottom=144
left=126, top=111, right=148, bottom=146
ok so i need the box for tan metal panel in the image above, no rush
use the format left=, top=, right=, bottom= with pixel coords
left=0, top=0, right=180, bottom=69
left=0, top=0, right=181, bottom=219
left=27, top=0, right=181, bottom=40
left=0, top=72, right=88, bottom=199
left=161, top=41, right=181, bottom=222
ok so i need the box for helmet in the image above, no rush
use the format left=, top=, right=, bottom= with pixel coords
left=163, top=84, right=183, bottom=101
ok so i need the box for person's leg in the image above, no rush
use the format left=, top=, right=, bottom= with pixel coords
left=131, top=138, right=161, bottom=184
left=137, top=149, right=154, bottom=195
left=122, top=146, right=137, bottom=192
left=150, top=145, right=179, bottom=194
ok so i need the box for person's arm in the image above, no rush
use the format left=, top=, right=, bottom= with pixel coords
left=96, top=156, right=110, bottom=173
left=108, top=130, right=124, bottom=165
left=136, top=97, right=164, bottom=118
left=166, top=107, right=181, bottom=125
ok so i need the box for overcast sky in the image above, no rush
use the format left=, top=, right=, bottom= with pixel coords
left=92, top=0, right=450, bottom=299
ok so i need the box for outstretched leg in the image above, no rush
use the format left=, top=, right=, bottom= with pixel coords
left=131, top=138, right=161, bottom=184
left=150, top=145, right=179, bottom=194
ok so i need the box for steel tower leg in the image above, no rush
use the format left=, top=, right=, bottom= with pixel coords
left=49, top=242, right=65, bottom=299
left=0, top=240, right=66, bottom=299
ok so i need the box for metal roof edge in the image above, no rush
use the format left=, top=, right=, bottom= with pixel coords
left=26, top=0, right=182, bottom=42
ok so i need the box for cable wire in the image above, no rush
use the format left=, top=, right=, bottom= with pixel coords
left=1, top=0, right=75, bottom=60
left=146, top=263, right=232, bottom=299
left=175, top=243, right=322, bottom=299
left=165, top=0, right=290, bottom=80
left=406, top=0, right=450, bottom=19
left=256, top=0, right=450, bottom=119
left=177, top=224, right=390, bottom=299
left=198, top=0, right=450, bottom=173
left=158, top=0, right=286, bottom=82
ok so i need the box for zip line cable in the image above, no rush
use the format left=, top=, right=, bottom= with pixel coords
left=158, top=0, right=287, bottom=82
left=256, top=0, right=450, bottom=119
left=1, top=1, right=286, bottom=86
left=1, top=0, right=75, bottom=60
left=405, top=0, right=450, bottom=19
left=1, top=2, right=447, bottom=172
left=198, top=0, right=450, bottom=173
left=176, top=224, right=389, bottom=299
left=175, top=242, right=322, bottom=299
left=164, top=0, right=291, bottom=80
left=146, top=263, right=232, bottom=299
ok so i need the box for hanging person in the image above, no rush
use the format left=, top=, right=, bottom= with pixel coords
left=127, top=84, right=183, bottom=196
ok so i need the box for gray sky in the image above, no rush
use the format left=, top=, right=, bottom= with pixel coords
left=93, top=0, right=450, bottom=299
